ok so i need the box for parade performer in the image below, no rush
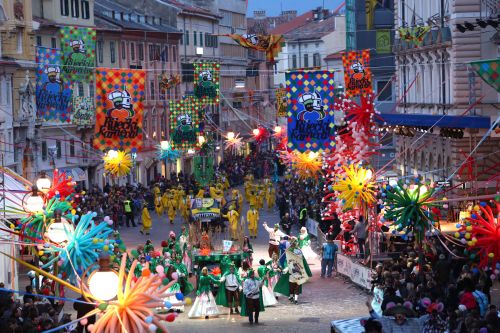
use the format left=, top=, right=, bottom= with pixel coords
left=273, top=238, right=312, bottom=305
left=242, top=269, right=266, bottom=325
left=140, top=203, right=152, bottom=235
left=155, top=194, right=164, bottom=216
left=223, top=205, right=240, bottom=241
left=231, top=189, right=244, bottom=215
left=175, top=185, right=185, bottom=210
left=256, top=184, right=265, bottom=210
left=210, top=183, right=226, bottom=205
left=188, top=267, right=220, bottom=319
left=266, top=185, right=276, bottom=210
left=247, top=205, right=260, bottom=239
left=298, top=226, right=317, bottom=260
left=242, top=236, right=254, bottom=267
left=257, top=259, right=278, bottom=307
left=166, top=190, right=177, bottom=224
left=263, top=223, right=286, bottom=258
left=267, top=253, right=282, bottom=297
left=244, top=175, right=254, bottom=202
left=173, top=255, right=194, bottom=295
left=179, top=226, right=192, bottom=273
left=216, top=264, right=242, bottom=314
left=179, top=194, right=190, bottom=224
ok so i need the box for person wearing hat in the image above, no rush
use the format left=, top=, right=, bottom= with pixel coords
left=263, top=222, right=286, bottom=258
left=366, top=298, right=430, bottom=332
left=188, top=267, right=220, bottom=319
left=257, top=259, right=277, bottom=307
left=179, top=193, right=190, bottom=224
left=216, top=264, right=242, bottom=314
left=265, top=185, right=276, bottom=211
left=223, top=205, right=240, bottom=241
left=139, top=201, right=152, bottom=235
left=298, top=226, right=317, bottom=260
left=297, top=91, right=326, bottom=122
left=42, top=66, right=63, bottom=93
left=242, top=269, right=266, bottom=325
left=247, top=205, right=260, bottom=239
left=165, top=190, right=177, bottom=224
left=231, top=189, right=243, bottom=215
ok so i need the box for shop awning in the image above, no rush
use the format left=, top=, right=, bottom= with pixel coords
left=59, top=167, right=87, bottom=182
left=376, top=113, right=491, bottom=129
left=0, top=167, right=31, bottom=218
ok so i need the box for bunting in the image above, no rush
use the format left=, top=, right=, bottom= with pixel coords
left=35, top=47, right=73, bottom=123
left=276, top=87, right=287, bottom=117
left=342, top=50, right=373, bottom=98
left=470, top=59, right=500, bottom=92
left=169, top=97, right=202, bottom=150
left=225, top=34, right=284, bottom=63
left=93, top=68, right=145, bottom=152
left=285, top=70, right=336, bottom=152
left=60, top=26, right=96, bottom=82
left=71, top=96, right=94, bottom=126
left=193, top=62, right=220, bottom=105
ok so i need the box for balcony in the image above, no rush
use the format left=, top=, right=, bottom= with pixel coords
left=393, top=26, right=452, bottom=53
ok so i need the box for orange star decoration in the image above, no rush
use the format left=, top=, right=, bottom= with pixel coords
left=280, top=151, right=323, bottom=180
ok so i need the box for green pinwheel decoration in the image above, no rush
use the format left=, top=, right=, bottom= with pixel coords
left=383, top=179, right=440, bottom=242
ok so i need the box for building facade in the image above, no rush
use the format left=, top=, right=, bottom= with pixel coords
left=392, top=0, right=499, bottom=195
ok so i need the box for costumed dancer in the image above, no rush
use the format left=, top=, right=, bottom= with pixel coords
left=273, top=238, right=312, bottom=305
left=242, top=236, right=253, bottom=267
left=155, top=193, right=164, bottom=216
left=175, top=185, right=185, bottom=210
left=241, top=269, right=266, bottom=325
left=298, top=226, right=317, bottom=260
left=266, top=185, right=276, bottom=211
left=140, top=203, right=152, bottom=235
left=257, top=259, right=277, bottom=307
left=247, top=205, right=259, bottom=239
left=267, top=253, right=282, bottom=298
left=256, top=184, right=265, bottom=210
left=231, top=189, right=243, bottom=215
left=263, top=222, right=286, bottom=258
left=244, top=175, right=254, bottom=202
left=179, top=225, right=192, bottom=273
left=167, top=190, right=177, bottom=224
left=179, top=194, right=190, bottom=224
left=188, top=267, right=220, bottom=319
left=223, top=205, right=240, bottom=241
left=216, top=263, right=242, bottom=314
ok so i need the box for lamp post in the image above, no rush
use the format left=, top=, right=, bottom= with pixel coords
left=24, top=185, right=44, bottom=214
left=87, top=252, right=120, bottom=301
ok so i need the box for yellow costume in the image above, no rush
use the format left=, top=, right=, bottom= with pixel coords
left=153, top=185, right=161, bottom=198
left=154, top=195, right=163, bottom=216
left=196, top=188, right=206, bottom=198
left=231, top=189, right=243, bottom=215
left=247, top=186, right=258, bottom=208
left=166, top=191, right=176, bottom=224
left=210, top=183, right=226, bottom=206
left=223, top=208, right=240, bottom=240
left=244, top=175, right=254, bottom=202
left=256, top=185, right=265, bottom=210
left=140, top=206, right=152, bottom=235
left=175, top=187, right=185, bottom=210
left=266, top=186, right=276, bottom=210
left=179, top=195, right=190, bottom=224
left=247, top=207, right=259, bottom=238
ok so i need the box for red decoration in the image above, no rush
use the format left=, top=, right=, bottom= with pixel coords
left=46, top=169, right=76, bottom=200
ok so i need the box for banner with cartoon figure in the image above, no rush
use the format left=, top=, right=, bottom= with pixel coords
left=275, top=87, right=287, bottom=117
left=169, top=97, right=201, bottom=150
left=342, top=50, right=373, bottom=98
left=285, top=71, right=336, bottom=152
left=71, top=96, right=94, bottom=126
left=35, top=47, right=73, bottom=122
left=93, top=68, right=145, bottom=152
left=193, top=62, right=220, bottom=104
left=60, top=27, right=96, bottom=82
left=286, top=248, right=309, bottom=285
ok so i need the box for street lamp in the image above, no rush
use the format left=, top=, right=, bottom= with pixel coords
left=45, top=209, right=74, bottom=244
left=252, top=128, right=260, bottom=136
left=87, top=252, right=120, bottom=301
left=160, top=140, right=170, bottom=150
left=36, top=171, right=51, bottom=194
left=227, top=132, right=235, bottom=140
left=274, top=126, right=282, bottom=134
left=24, top=185, right=44, bottom=213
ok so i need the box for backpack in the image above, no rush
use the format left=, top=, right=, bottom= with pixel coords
left=472, top=290, right=488, bottom=316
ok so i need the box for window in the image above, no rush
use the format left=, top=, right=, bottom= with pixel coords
left=193, top=31, right=197, bottom=46
left=161, top=45, right=169, bottom=62
left=172, top=46, right=177, bottom=62
left=17, top=30, right=23, bottom=54
left=56, top=140, right=62, bottom=159
left=110, top=41, right=116, bottom=64
left=138, top=43, right=144, bottom=61
left=81, top=0, right=90, bottom=19
left=71, top=0, right=80, bottom=18
left=185, top=30, right=189, bottom=45
left=51, top=38, right=57, bottom=49
left=205, top=34, right=218, bottom=48
left=220, top=10, right=232, bottom=26
left=179, top=30, right=183, bottom=45
left=97, top=40, right=103, bottom=63
left=199, top=32, right=203, bottom=46
left=69, top=139, right=75, bottom=157
left=376, top=80, right=392, bottom=101
left=232, top=101, right=242, bottom=109
left=292, top=54, right=297, bottom=68
left=36, top=36, right=42, bottom=47
left=181, top=63, right=194, bottom=82
left=150, top=81, right=155, bottom=100
left=303, top=54, right=309, bottom=67
left=41, top=141, right=47, bottom=161
left=149, top=44, right=160, bottom=61
left=60, top=0, right=69, bottom=16
left=77, top=82, right=84, bottom=96
left=130, top=43, right=135, bottom=61
left=121, top=42, right=126, bottom=60
left=313, top=53, right=321, bottom=67
left=159, top=81, right=165, bottom=100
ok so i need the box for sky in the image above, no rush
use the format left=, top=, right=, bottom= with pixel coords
left=247, top=0, right=345, bottom=17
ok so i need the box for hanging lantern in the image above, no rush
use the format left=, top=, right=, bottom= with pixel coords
left=87, top=252, right=120, bottom=301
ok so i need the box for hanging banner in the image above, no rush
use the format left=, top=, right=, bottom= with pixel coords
left=71, top=96, right=94, bottom=126
left=286, top=249, right=309, bottom=285
left=225, top=34, right=284, bottom=63
left=276, top=87, right=287, bottom=117
left=60, top=26, right=96, bottom=82
left=376, top=30, right=391, bottom=54
left=397, top=26, right=431, bottom=47
left=342, top=49, right=373, bottom=98
left=365, top=0, right=378, bottom=31
left=193, top=62, right=220, bottom=105
left=194, top=156, right=214, bottom=186
left=35, top=47, right=73, bottom=123
left=93, top=68, right=145, bottom=152
left=285, top=70, right=336, bottom=152
left=169, top=97, right=202, bottom=150
left=470, top=59, right=500, bottom=92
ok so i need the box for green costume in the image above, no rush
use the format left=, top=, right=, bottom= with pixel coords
left=298, top=234, right=311, bottom=248
left=173, top=261, right=195, bottom=295
left=215, top=271, right=242, bottom=307
left=273, top=249, right=312, bottom=296
left=196, top=274, right=220, bottom=295
left=257, top=264, right=270, bottom=287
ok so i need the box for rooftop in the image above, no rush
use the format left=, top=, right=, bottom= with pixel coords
left=324, top=50, right=344, bottom=61
left=162, top=0, right=220, bottom=19
left=269, top=10, right=314, bottom=35
left=284, top=13, right=338, bottom=41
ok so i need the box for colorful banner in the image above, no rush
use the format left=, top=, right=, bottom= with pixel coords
left=71, top=96, right=94, bottom=126
left=286, top=249, right=309, bottom=285
left=365, top=0, right=378, bottom=30
left=470, top=59, right=500, bottom=92
left=169, top=97, right=202, bottom=150
left=193, top=62, right=220, bottom=105
left=226, top=34, right=284, bottom=63
left=93, top=68, right=145, bottom=152
left=342, top=50, right=373, bottom=98
left=285, top=70, right=336, bottom=152
left=194, top=156, right=214, bottom=187
left=35, top=47, right=73, bottom=123
left=275, top=87, right=287, bottom=117
left=60, top=26, right=96, bottom=82
left=376, top=30, right=391, bottom=54
left=159, top=73, right=181, bottom=90
left=397, top=26, right=431, bottom=47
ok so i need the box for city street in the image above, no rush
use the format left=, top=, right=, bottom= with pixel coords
left=118, top=196, right=369, bottom=333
